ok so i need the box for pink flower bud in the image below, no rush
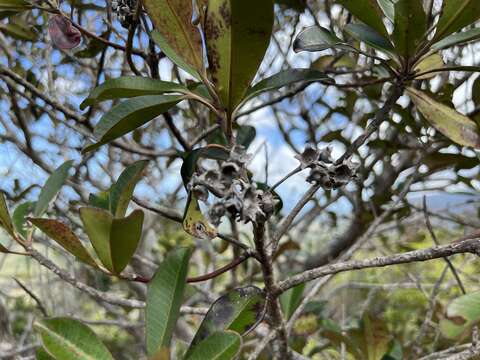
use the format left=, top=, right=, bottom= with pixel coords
left=48, top=15, right=81, bottom=49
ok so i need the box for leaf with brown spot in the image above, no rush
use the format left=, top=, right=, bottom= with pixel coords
left=440, top=291, right=480, bottom=339
left=204, top=0, right=274, bottom=116
left=407, top=87, right=480, bottom=148
left=28, top=217, right=98, bottom=268
left=143, top=0, right=204, bottom=72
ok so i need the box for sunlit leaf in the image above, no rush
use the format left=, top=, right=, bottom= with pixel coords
left=80, top=77, right=190, bottom=110
left=146, top=247, right=192, bottom=357
left=440, top=291, right=480, bottom=339
left=392, top=0, right=427, bottom=59
left=109, top=160, right=148, bottom=218
left=34, top=317, right=114, bottom=360
left=293, top=26, right=354, bottom=53
left=185, top=331, right=241, bottom=360
left=83, top=95, right=184, bottom=153
left=377, top=0, right=394, bottom=21
left=28, top=217, right=98, bottom=268
left=204, top=0, right=274, bottom=115
left=337, top=0, right=389, bottom=38
left=186, top=286, right=265, bottom=357
left=33, top=161, right=73, bottom=217
left=407, top=87, right=480, bottom=148
left=433, top=0, right=480, bottom=42
left=413, top=54, right=444, bottom=79
left=431, top=28, right=480, bottom=51
left=182, top=193, right=217, bottom=240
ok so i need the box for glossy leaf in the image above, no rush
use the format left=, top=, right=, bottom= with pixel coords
left=28, top=218, right=98, bottom=268
left=151, top=30, right=201, bottom=79
left=80, top=77, right=190, bottom=110
left=33, top=161, right=73, bottom=217
left=431, top=28, right=480, bottom=51
left=433, top=0, right=480, bottom=42
left=83, top=95, right=184, bottom=153
left=0, top=192, right=15, bottom=237
left=377, top=0, right=394, bottom=21
left=146, top=248, right=192, bottom=357
left=345, top=23, right=395, bottom=56
left=12, top=201, right=34, bottom=238
left=143, top=0, right=204, bottom=72
left=239, top=69, right=333, bottom=109
left=80, top=207, right=144, bottom=273
left=440, top=291, right=480, bottom=339
left=110, top=160, right=148, bottom=218
left=204, top=0, right=274, bottom=115
left=293, top=25, right=354, bottom=53
left=337, top=0, right=389, bottom=38
left=280, top=283, right=305, bottom=320
left=392, top=0, right=427, bottom=58
left=183, top=193, right=217, bottom=240
left=186, top=286, right=265, bottom=356
left=407, top=87, right=480, bottom=148
left=185, top=331, right=241, bottom=360
left=35, top=317, right=114, bottom=360
left=413, top=54, right=444, bottom=79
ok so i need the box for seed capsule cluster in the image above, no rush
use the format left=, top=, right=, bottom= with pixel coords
left=112, top=0, right=137, bottom=28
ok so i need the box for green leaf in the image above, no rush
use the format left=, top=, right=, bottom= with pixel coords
left=440, top=291, right=480, bottom=339
left=151, top=30, right=201, bottom=79
left=74, top=31, right=108, bottom=59
left=0, top=192, right=15, bottom=238
left=377, top=0, right=394, bottom=21
left=34, top=317, right=114, bottom=360
left=33, top=161, right=73, bottom=217
left=28, top=218, right=98, bottom=268
left=236, top=125, right=256, bottom=149
left=12, top=201, right=34, bottom=238
left=143, top=0, right=204, bottom=72
left=0, top=22, right=37, bottom=41
left=36, top=347, right=56, bottom=360
left=433, top=0, right=480, bottom=42
left=345, top=23, right=395, bottom=56
left=293, top=25, right=355, bottom=53
left=280, top=283, right=305, bottom=320
left=146, top=247, right=192, bottom=357
left=413, top=54, right=444, bottom=79
left=185, top=331, right=241, bottom=360
left=337, top=0, right=389, bottom=38
left=110, top=160, right=148, bottom=218
left=392, top=0, right=427, bottom=59
left=80, top=207, right=144, bottom=273
left=82, top=95, right=183, bottom=153
left=182, top=193, right=217, bottom=240
left=0, top=0, right=32, bottom=11
left=180, top=144, right=229, bottom=186
left=431, top=28, right=480, bottom=51
left=88, top=192, right=110, bottom=211
left=186, top=286, right=265, bottom=357
left=407, top=87, right=480, bottom=148
left=204, top=0, right=274, bottom=115
left=80, top=76, right=190, bottom=110
left=239, top=69, right=333, bottom=109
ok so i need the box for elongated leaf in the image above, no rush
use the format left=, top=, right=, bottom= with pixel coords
left=151, top=30, right=201, bottom=79
left=440, top=291, right=480, bottom=339
left=110, top=160, right=148, bottom=218
left=28, top=218, right=98, bottom=268
left=337, top=0, right=389, bottom=38
left=34, top=317, right=114, bottom=360
left=413, top=54, right=444, bottom=79
left=239, top=69, right=333, bottom=109
left=293, top=25, right=355, bottom=53
left=12, top=201, right=34, bottom=238
left=143, top=0, right=204, bottom=72
left=33, top=161, right=73, bottom=217
left=345, top=23, right=395, bottom=56
left=0, top=0, right=31, bottom=10
left=407, top=87, right=480, bottom=148
left=110, top=209, right=144, bottom=273
left=183, top=193, right=217, bottom=240
left=80, top=207, right=144, bottom=273
left=146, top=247, right=192, bottom=357
left=0, top=22, right=37, bottom=41
left=280, top=283, right=305, bottom=320
left=0, top=192, right=15, bottom=237
left=433, top=0, right=480, bottom=41
left=80, top=77, right=190, bottom=110
left=377, top=0, right=394, bottom=21
left=204, top=0, right=274, bottom=115
left=431, top=28, right=480, bottom=51
left=186, top=286, right=265, bottom=356
left=185, top=331, right=241, bottom=360
left=83, top=95, right=183, bottom=153
left=392, top=0, right=427, bottom=58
